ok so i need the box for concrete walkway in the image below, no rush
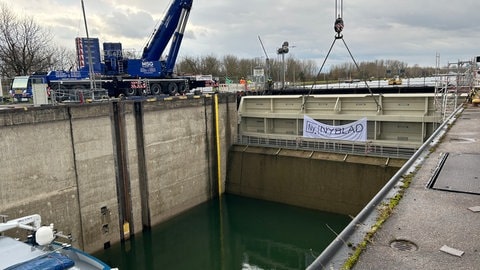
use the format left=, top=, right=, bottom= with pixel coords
left=352, top=105, right=480, bottom=270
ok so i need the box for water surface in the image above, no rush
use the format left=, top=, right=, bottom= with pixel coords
left=95, top=194, right=350, bottom=270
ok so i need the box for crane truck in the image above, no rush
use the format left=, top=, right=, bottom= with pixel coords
left=10, top=0, right=202, bottom=101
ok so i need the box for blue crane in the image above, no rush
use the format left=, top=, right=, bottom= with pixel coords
left=141, top=0, right=193, bottom=77
left=10, top=0, right=197, bottom=101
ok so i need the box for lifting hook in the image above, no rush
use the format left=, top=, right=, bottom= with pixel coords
left=334, top=0, right=344, bottom=38
left=334, top=16, right=344, bottom=39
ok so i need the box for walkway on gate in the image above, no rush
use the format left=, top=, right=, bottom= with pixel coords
left=235, top=135, right=416, bottom=159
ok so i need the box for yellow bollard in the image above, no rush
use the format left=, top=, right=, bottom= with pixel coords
left=123, top=222, right=130, bottom=240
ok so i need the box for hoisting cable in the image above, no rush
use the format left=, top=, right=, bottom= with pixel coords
left=301, top=38, right=337, bottom=112
left=302, top=0, right=382, bottom=112
left=335, top=0, right=344, bottom=20
left=340, top=37, right=381, bottom=111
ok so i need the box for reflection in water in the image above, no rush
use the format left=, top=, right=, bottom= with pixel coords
left=95, top=194, right=350, bottom=270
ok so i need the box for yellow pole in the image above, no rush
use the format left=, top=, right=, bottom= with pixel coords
left=214, top=94, right=222, bottom=197
left=214, top=94, right=226, bottom=269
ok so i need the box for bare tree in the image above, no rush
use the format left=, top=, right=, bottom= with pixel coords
left=221, top=55, right=240, bottom=81
left=50, top=46, right=77, bottom=71
left=199, top=55, right=220, bottom=77
left=176, top=52, right=434, bottom=85
left=177, top=56, right=200, bottom=75
left=0, top=3, right=56, bottom=77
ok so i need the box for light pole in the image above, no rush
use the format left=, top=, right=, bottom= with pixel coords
left=81, top=0, right=96, bottom=100
left=277, top=41, right=289, bottom=90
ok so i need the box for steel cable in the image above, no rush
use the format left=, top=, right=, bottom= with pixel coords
left=303, top=0, right=382, bottom=112
left=341, top=38, right=382, bottom=111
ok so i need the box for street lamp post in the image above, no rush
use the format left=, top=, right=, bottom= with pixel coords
left=277, top=41, right=289, bottom=90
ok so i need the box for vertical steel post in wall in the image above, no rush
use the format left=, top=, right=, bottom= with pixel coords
left=112, top=102, right=133, bottom=240
left=214, top=94, right=222, bottom=197
left=67, top=107, right=85, bottom=249
left=134, top=102, right=151, bottom=229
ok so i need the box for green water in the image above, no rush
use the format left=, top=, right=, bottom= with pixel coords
left=95, top=194, right=350, bottom=270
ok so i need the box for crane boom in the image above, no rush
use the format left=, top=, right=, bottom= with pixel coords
left=142, top=0, right=193, bottom=75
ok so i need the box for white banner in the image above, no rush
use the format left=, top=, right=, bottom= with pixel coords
left=303, top=115, right=367, bottom=142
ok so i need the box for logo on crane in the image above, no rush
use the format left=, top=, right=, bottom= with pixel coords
left=142, top=61, right=154, bottom=68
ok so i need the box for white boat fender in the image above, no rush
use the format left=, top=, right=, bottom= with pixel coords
left=35, top=224, right=55, bottom=245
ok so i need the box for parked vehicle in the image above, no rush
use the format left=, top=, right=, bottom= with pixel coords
left=9, top=74, right=47, bottom=102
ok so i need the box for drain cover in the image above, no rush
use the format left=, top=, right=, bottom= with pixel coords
left=390, top=239, right=418, bottom=251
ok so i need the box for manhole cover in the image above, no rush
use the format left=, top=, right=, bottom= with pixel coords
left=390, top=239, right=418, bottom=251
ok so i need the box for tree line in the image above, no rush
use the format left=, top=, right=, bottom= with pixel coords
left=176, top=56, right=438, bottom=84
left=0, top=2, right=438, bottom=86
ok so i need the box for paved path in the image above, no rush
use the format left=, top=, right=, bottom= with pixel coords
left=353, top=105, right=480, bottom=270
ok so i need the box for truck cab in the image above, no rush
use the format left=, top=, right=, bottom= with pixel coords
left=10, top=76, right=31, bottom=101
left=10, top=75, right=47, bottom=102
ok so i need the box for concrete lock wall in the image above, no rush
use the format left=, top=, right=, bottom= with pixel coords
left=69, top=104, right=121, bottom=252
left=0, top=107, right=87, bottom=249
left=128, top=95, right=236, bottom=229
left=226, top=145, right=405, bottom=216
left=0, top=94, right=237, bottom=253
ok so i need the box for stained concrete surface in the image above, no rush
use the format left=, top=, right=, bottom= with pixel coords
left=353, top=105, right=480, bottom=270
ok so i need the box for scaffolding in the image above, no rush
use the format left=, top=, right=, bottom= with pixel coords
left=434, top=54, right=476, bottom=120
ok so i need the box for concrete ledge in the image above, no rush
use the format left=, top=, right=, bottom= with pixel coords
left=0, top=106, right=69, bottom=126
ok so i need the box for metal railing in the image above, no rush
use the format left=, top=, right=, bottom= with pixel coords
left=50, top=88, right=109, bottom=104
left=235, top=135, right=417, bottom=159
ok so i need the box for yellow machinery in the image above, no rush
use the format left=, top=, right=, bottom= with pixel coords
left=388, top=76, right=402, bottom=85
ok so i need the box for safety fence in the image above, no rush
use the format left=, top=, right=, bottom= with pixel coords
left=50, top=88, right=110, bottom=104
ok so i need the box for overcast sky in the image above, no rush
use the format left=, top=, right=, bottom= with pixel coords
left=6, top=0, right=480, bottom=69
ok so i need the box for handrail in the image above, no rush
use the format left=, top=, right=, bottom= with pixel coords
left=235, top=135, right=418, bottom=159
